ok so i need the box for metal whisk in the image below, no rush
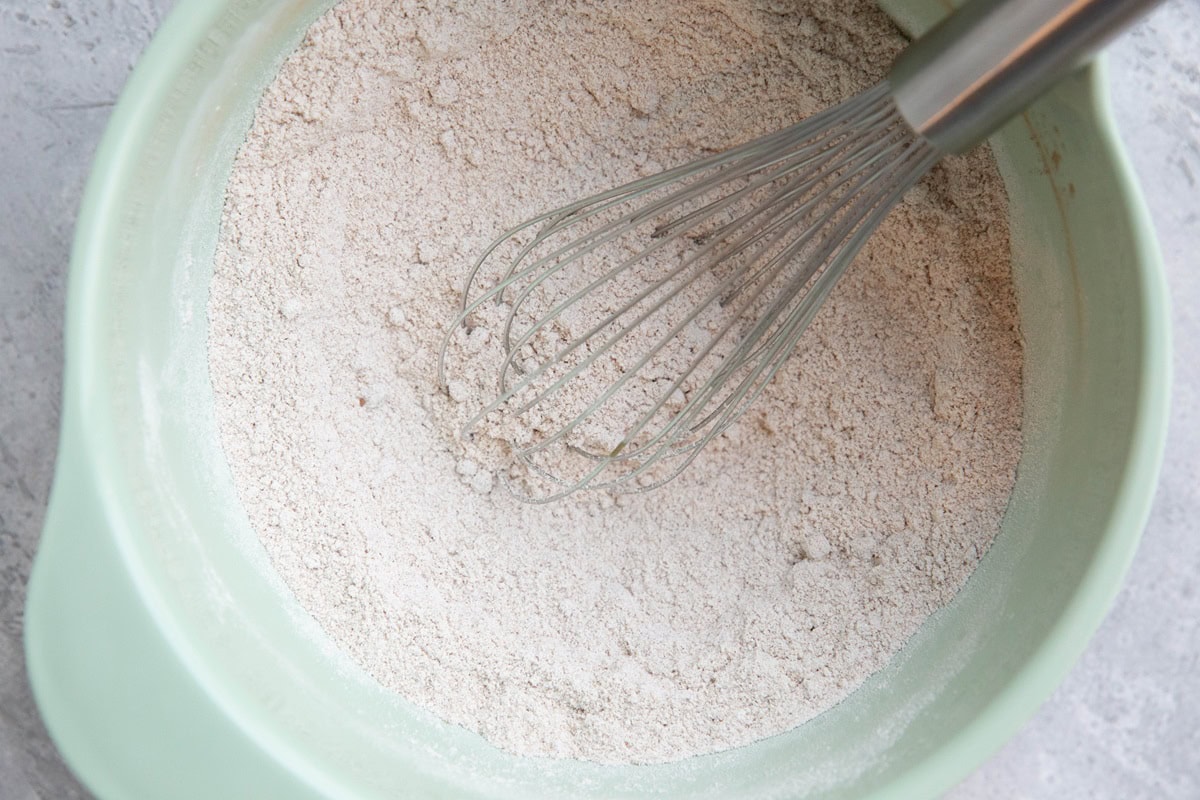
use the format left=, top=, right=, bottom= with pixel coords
left=438, top=0, right=1159, bottom=502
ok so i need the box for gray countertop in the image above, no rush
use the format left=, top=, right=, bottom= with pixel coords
left=1, top=1, right=1196, bottom=798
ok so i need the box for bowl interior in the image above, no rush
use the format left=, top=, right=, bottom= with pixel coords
left=69, top=0, right=1164, bottom=796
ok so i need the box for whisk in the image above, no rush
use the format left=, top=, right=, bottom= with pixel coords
left=438, top=0, right=1159, bottom=502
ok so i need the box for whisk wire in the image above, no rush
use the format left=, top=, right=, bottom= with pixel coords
left=491, top=128, right=901, bottom=411
left=492, top=109, right=913, bottom=411
left=465, top=138, right=880, bottom=433
left=438, top=86, right=893, bottom=347
left=438, top=83, right=941, bottom=501
left=491, top=110, right=893, bottom=356
left=600, top=130, right=921, bottom=452
left=684, top=139, right=942, bottom=436
left=597, top=138, right=941, bottom=496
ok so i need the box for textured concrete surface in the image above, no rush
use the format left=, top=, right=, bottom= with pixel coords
left=1, top=3, right=175, bottom=799
left=0, top=1, right=1196, bottom=798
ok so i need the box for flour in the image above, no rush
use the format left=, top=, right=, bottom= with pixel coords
left=208, top=0, right=1023, bottom=764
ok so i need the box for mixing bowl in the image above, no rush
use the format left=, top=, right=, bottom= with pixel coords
left=24, top=0, right=1169, bottom=797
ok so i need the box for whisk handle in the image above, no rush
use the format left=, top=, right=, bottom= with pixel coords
left=889, top=0, right=1162, bottom=155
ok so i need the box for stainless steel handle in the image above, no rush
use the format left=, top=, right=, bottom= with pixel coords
left=889, top=0, right=1162, bottom=154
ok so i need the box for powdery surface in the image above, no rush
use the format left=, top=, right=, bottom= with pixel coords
left=208, top=0, right=1023, bottom=764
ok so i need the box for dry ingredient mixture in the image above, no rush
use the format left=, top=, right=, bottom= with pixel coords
left=208, top=0, right=1023, bottom=764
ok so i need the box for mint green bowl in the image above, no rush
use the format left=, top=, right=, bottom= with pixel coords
left=25, top=1, right=1169, bottom=798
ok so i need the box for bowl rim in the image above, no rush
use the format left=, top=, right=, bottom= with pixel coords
left=33, top=0, right=1171, bottom=797
left=875, top=55, right=1171, bottom=797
